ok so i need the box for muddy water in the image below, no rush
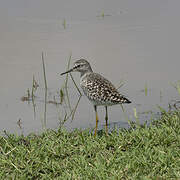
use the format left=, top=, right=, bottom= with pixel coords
left=0, top=0, right=180, bottom=135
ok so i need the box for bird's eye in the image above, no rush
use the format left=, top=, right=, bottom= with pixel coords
left=75, top=64, right=81, bottom=68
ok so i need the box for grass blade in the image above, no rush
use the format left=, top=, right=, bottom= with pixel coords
left=42, top=52, right=47, bottom=128
left=64, top=54, right=72, bottom=111
left=70, top=73, right=82, bottom=96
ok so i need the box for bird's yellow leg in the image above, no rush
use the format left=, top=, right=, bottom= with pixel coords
left=94, top=105, right=98, bottom=136
left=105, top=106, right=108, bottom=135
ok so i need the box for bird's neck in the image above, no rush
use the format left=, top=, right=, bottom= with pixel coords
left=80, top=68, right=93, bottom=77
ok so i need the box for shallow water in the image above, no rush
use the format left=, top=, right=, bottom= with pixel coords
left=0, top=0, right=180, bottom=135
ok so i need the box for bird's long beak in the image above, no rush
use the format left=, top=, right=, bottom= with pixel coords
left=60, top=68, right=74, bottom=75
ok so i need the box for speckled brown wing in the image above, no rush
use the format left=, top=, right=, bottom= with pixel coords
left=80, top=73, right=131, bottom=106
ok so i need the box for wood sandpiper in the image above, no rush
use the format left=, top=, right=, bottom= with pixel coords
left=61, top=59, right=131, bottom=136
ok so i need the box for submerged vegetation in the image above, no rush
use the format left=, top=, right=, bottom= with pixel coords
left=0, top=110, right=180, bottom=179
left=62, top=19, right=66, bottom=29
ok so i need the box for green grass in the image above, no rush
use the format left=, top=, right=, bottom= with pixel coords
left=0, top=111, right=180, bottom=179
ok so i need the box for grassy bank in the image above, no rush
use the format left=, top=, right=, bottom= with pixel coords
left=0, top=110, right=180, bottom=179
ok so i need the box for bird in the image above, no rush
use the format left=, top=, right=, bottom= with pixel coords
left=61, top=59, right=131, bottom=136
